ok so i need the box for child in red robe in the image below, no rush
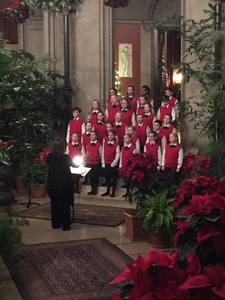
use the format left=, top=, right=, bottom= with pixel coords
left=101, top=131, right=120, bottom=198
left=93, top=111, right=106, bottom=144
left=113, top=112, right=127, bottom=147
left=144, top=132, right=161, bottom=170
left=85, top=131, right=102, bottom=195
left=143, top=103, right=156, bottom=131
left=126, top=85, right=137, bottom=112
left=157, top=96, right=176, bottom=122
left=66, top=107, right=85, bottom=143
left=66, top=132, right=85, bottom=193
left=160, top=114, right=176, bottom=144
left=136, top=95, right=146, bottom=115
left=135, top=114, right=150, bottom=152
left=162, top=133, right=184, bottom=175
left=119, top=134, right=136, bottom=198
left=82, top=121, right=93, bottom=149
left=126, top=126, right=140, bottom=153
left=120, top=98, right=136, bottom=127
left=105, top=95, right=121, bottom=123
left=87, top=99, right=101, bottom=125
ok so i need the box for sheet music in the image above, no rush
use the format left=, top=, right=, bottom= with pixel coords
left=70, top=166, right=91, bottom=177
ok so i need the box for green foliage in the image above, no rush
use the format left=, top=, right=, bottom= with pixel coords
left=138, top=192, right=174, bottom=235
left=22, top=163, right=48, bottom=187
left=201, top=141, right=225, bottom=179
left=180, top=3, right=225, bottom=141
left=0, top=215, right=28, bottom=255
left=21, top=0, right=82, bottom=12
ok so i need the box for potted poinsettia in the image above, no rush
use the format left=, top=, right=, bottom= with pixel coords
left=22, top=148, right=49, bottom=198
left=120, top=153, right=157, bottom=241
left=138, top=192, right=174, bottom=248
left=111, top=175, right=225, bottom=300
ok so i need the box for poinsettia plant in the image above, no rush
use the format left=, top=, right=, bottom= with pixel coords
left=175, top=177, right=225, bottom=264
left=120, top=153, right=160, bottom=207
left=6, top=0, right=29, bottom=23
left=112, top=175, right=225, bottom=300
left=182, top=152, right=211, bottom=179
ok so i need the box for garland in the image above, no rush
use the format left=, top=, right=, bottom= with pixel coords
left=21, top=0, right=82, bottom=12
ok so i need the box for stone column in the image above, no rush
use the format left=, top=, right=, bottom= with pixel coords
left=70, top=0, right=112, bottom=116
left=181, top=0, right=210, bottom=150
left=43, top=12, right=64, bottom=74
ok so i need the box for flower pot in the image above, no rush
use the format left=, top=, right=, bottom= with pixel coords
left=124, top=211, right=145, bottom=241
left=147, top=230, right=170, bottom=249
left=31, top=184, right=47, bottom=198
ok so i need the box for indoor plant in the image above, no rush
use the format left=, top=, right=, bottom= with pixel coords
left=120, top=153, right=157, bottom=241
left=138, top=192, right=174, bottom=248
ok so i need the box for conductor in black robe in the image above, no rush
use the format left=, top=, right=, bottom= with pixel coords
left=47, top=138, right=74, bottom=231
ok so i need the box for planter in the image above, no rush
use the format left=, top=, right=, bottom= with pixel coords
left=146, top=230, right=170, bottom=249
left=124, top=210, right=145, bottom=241
left=31, top=184, right=47, bottom=198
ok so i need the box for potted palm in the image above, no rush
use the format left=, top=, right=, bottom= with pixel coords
left=138, top=192, right=174, bottom=248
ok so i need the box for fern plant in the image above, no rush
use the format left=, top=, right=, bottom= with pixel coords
left=138, top=192, right=174, bottom=235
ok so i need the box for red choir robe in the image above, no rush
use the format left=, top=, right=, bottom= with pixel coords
left=86, top=141, right=101, bottom=165
left=113, top=121, right=126, bottom=147
left=93, top=122, right=107, bottom=144
left=67, top=117, right=84, bottom=142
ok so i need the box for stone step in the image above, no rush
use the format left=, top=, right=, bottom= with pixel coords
left=79, top=185, right=127, bottom=199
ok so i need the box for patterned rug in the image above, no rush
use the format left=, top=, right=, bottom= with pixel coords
left=4, top=238, right=132, bottom=300
left=17, top=203, right=125, bottom=227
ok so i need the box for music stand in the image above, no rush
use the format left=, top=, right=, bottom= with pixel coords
left=70, top=166, right=91, bottom=223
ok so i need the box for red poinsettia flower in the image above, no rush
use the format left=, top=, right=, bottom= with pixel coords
left=8, top=0, right=22, bottom=9
left=181, top=264, right=225, bottom=299
left=174, top=220, right=189, bottom=246
left=186, top=252, right=202, bottom=276
left=33, top=148, right=50, bottom=164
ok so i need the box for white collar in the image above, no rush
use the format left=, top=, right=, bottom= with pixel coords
left=90, top=140, right=97, bottom=144
left=170, top=143, right=178, bottom=146
left=121, top=108, right=128, bottom=112
left=137, top=123, right=144, bottom=126
left=72, top=141, right=79, bottom=146
left=124, top=143, right=132, bottom=148
left=97, top=121, right=104, bottom=125
left=108, top=141, right=115, bottom=145
left=74, top=117, right=80, bottom=121
left=92, top=110, right=99, bottom=113
left=144, top=112, right=151, bottom=116
left=163, top=124, right=171, bottom=128
left=115, top=122, right=122, bottom=126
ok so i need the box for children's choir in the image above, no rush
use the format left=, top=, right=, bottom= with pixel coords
left=66, top=86, right=183, bottom=197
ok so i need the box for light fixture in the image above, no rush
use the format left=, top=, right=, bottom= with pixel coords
left=73, top=156, right=83, bottom=167
left=173, top=68, right=183, bottom=85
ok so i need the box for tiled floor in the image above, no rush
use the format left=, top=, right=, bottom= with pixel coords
left=0, top=194, right=151, bottom=300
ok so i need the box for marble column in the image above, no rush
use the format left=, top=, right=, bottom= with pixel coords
left=181, top=0, right=210, bottom=150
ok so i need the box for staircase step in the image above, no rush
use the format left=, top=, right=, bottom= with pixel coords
left=76, top=195, right=136, bottom=209
left=79, top=185, right=127, bottom=199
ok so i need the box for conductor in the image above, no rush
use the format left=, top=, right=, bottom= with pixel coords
left=47, top=138, right=74, bottom=231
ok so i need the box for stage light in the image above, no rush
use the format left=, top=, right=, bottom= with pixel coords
left=73, top=156, right=83, bottom=167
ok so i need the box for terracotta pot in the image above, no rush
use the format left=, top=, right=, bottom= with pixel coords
left=31, top=184, right=47, bottom=198
left=124, top=211, right=145, bottom=241
left=147, top=230, right=170, bottom=249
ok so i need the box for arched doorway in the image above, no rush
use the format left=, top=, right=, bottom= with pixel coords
left=112, top=0, right=181, bottom=104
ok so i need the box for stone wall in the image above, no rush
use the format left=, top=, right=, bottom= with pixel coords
left=181, top=0, right=209, bottom=150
